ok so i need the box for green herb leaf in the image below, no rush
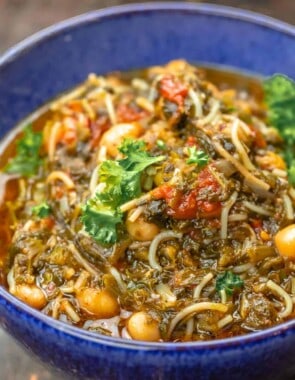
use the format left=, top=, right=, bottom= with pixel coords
left=98, top=160, right=142, bottom=207
left=216, top=271, right=244, bottom=296
left=32, top=202, right=51, bottom=218
left=263, top=74, right=295, bottom=184
left=118, top=138, right=165, bottom=172
left=81, top=138, right=164, bottom=245
left=156, top=139, right=167, bottom=150
left=81, top=200, right=123, bottom=244
left=5, top=125, right=43, bottom=177
left=186, top=146, right=209, bottom=166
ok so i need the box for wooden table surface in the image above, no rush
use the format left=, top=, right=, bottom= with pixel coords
left=0, top=1, right=294, bottom=379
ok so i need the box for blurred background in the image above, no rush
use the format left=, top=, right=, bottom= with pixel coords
left=0, top=1, right=294, bottom=379
left=1, top=0, right=295, bottom=53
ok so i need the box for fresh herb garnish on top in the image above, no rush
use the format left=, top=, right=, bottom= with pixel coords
left=186, top=146, right=209, bottom=166
left=216, top=271, right=244, bottom=296
left=81, top=138, right=164, bottom=244
left=32, top=202, right=51, bottom=218
left=5, top=125, right=43, bottom=177
left=263, top=74, right=295, bottom=185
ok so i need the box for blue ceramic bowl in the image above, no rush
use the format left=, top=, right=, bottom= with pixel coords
left=0, top=3, right=294, bottom=380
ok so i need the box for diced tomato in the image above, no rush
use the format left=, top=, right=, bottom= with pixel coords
left=117, top=103, right=149, bottom=123
left=250, top=218, right=263, bottom=230
left=89, top=116, right=110, bottom=148
left=196, top=167, right=221, bottom=195
left=186, top=136, right=198, bottom=147
left=167, top=190, right=198, bottom=219
left=41, top=217, right=55, bottom=230
left=152, top=184, right=175, bottom=201
left=153, top=183, right=221, bottom=220
left=197, top=200, right=222, bottom=218
left=159, top=75, right=188, bottom=106
left=248, top=124, right=267, bottom=149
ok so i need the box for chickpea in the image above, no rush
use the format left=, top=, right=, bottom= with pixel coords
left=100, top=122, right=143, bottom=157
left=77, top=288, right=119, bottom=318
left=14, top=284, right=47, bottom=310
left=127, top=311, right=161, bottom=342
left=126, top=214, right=160, bottom=241
left=274, top=224, right=295, bottom=260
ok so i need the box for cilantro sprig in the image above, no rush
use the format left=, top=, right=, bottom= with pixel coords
left=216, top=271, right=244, bottom=296
left=186, top=146, right=209, bottom=166
left=32, top=202, right=51, bottom=218
left=156, top=139, right=167, bottom=150
left=264, top=74, right=295, bottom=184
left=81, top=139, right=164, bottom=244
left=5, top=125, right=43, bottom=177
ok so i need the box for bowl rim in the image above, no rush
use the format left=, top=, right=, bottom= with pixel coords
left=0, top=1, right=294, bottom=351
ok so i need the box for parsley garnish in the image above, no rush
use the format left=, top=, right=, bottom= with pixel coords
left=32, top=202, right=51, bottom=218
left=81, top=139, right=164, bottom=244
left=156, top=139, right=167, bottom=150
left=216, top=271, right=244, bottom=296
left=264, top=74, right=295, bottom=185
left=186, top=146, right=209, bottom=166
left=5, top=125, right=43, bottom=177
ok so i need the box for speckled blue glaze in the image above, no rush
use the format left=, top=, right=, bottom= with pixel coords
left=0, top=3, right=294, bottom=380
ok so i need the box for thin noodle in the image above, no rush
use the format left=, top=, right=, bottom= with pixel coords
left=220, top=289, right=227, bottom=304
left=50, top=85, right=87, bottom=111
left=228, top=214, right=248, bottom=222
left=217, top=314, right=233, bottom=329
left=198, top=99, right=220, bottom=125
left=120, top=193, right=152, bottom=212
left=243, top=201, right=272, bottom=216
left=188, top=88, right=203, bottom=118
left=266, top=280, right=293, bottom=318
left=167, top=302, right=228, bottom=337
left=231, top=118, right=255, bottom=171
left=289, top=187, right=295, bottom=201
left=221, top=191, right=238, bottom=239
left=185, top=318, right=194, bottom=339
left=7, top=268, right=16, bottom=294
left=272, top=169, right=287, bottom=178
left=105, top=93, right=117, bottom=125
left=48, top=122, right=62, bottom=161
left=193, top=273, right=214, bottom=299
left=52, top=294, right=62, bottom=319
left=148, top=231, right=183, bottom=271
left=213, top=140, right=270, bottom=193
left=89, top=167, right=100, bottom=195
left=128, top=206, right=144, bottom=223
left=68, top=243, right=100, bottom=277
left=233, top=263, right=254, bottom=273
left=62, top=300, right=80, bottom=323
left=136, top=97, right=154, bottom=113
left=282, top=194, right=294, bottom=220
left=74, top=271, right=90, bottom=291
left=109, top=267, right=127, bottom=293
left=46, top=171, right=75, bottom=189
